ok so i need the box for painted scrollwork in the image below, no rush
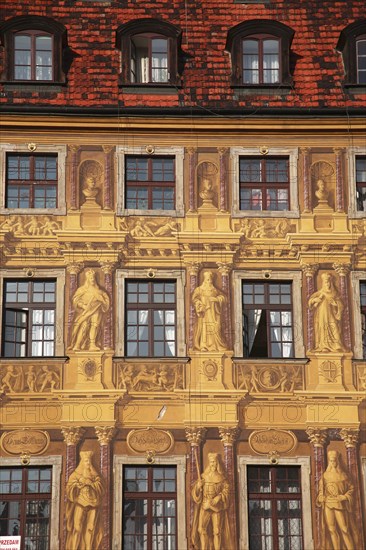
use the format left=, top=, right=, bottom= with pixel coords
left=0, top=365, right=61, bottom=393
left=0, top=215, right=61, bottom=236
left=118, top=363, right=183, bottom=391
left=236, top=364, right=303, bottom=392
left=237, top=218, right=291, bottom=239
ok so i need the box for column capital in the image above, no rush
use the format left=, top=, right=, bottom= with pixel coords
left=300, top=147, right=311, bottom=154
left=187, top=147, right=197, bottom=156
left=66, top=262, right=84, bottom=276
left=102, top=145, right=114, bottom=154
left=339, top=428, right=359, bottom=448
left=100, top=262, right=116, bottom=275
left=68, top=144, right=80, bottom=154
left=217, top=262, right=232, bottom=276
left=333, top=147, right=345, bottom=155
left=301, top=263, right=319, bottom=277
left=219, top=426, right=240, bottom=446
left=95, top=426, right=116, bottom=446
left=61, top=426, right=86, bottom=446
left=217, top=147, right=229, bottom=156
left=306, top=427, right=328, bottom=448
left=187, top=262, right=201, bottom=276
left=333, top=263, right=351, bottom=276
left=185, top=427, right=207, bottom=446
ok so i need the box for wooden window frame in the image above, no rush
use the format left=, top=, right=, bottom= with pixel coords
left=337, top=20, right=366, bottom=87
left=116, top=19, right=182, bottom=87
left=0, top=16, right=68, bottom=84
left=226, top=20, right=294, bottom=88
left=360, top=281, right=366, bottom=359
left=12, top=30, right=53, bottom=82
left=6, top=153, right=58, bottom=209
left=241, top=34, right=281, bottom=85
left=130, top=33, right=170, bottom=84
left=125, top=155, right=175, bottom=210
left=239, top=156, right=290, bottom=211
left=356, top=155, right=366, bottom=212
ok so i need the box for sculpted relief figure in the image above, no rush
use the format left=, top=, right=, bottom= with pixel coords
left=192, top=453, right=233, bottom=550
left=192, top=271, right=227, bottom=352
left=66, top=451, right=105, bottom=550
left=70, top=269, right=110, bottom=351
left=317, top=450, right=358, bottom=550
left=308, top=273, right=346, bottom=352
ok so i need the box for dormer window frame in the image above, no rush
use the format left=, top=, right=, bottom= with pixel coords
left=226, top=20, right=294, bottom=88
left=337, top=19, right=366, bottom=88
left=116, top=19, right=182, bottom=88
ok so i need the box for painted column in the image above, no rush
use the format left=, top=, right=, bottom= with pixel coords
left=69, top=145, right=80, bottom=210
left=61, top=427, right=86, bottom=549
left=306, top=427, right=327, bottom=550
left=217, top=263, right=232, bottom=349
left=301, top=264, right=319, bottom=351
left=66, top=263, right=83, bottom=346
left=101, top=262, right=115, bottom=350
left=302, top=147, right=311, bottom=212
left=219, top=426, right=240, bottom=550
left=334, top=148, right=345, bottom=213
left=102, top=145, right=113, bottom=210
left=188, top=263, right=200, bottom=350
left=218, top=147, right=229, bottom=212
left=187, top=147, right=197, bottom=212
left=185, top=427, right=207, bottom=550
left=95, top=426, right=116, bottom=550
left=333, top=263, right=351, bottom=350
left=339, top=428, right=364, bottom=549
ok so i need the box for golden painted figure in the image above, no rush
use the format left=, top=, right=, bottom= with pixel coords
left=308, top=272, right=346, bottom=352
left=192, top=271, right=227, bottom=352
left=66, top=451, right=104, bottom=550
left=192, top=452, right=233, bottom=550
left=70, top=269, right=110, bottom=351
left=317, top=450, right=358, bottom=550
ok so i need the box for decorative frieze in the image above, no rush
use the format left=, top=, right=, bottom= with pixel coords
left=117, top=363, right=184, bottom=391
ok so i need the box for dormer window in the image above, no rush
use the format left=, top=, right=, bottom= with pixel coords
left=337, top=20, right=366, bottom=87
left=226, top=20, right=294, bottom=87
left=13, top=31, right=53, bottom=81
left=116, top=19, right=182, bottom=87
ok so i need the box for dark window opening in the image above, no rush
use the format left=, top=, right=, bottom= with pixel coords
left=356, top=156, right=366, bottom=212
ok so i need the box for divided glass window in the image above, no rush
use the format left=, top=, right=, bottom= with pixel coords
left=0, top=466, right=52, bottom=550
left=2, top=279, right=56, bottom=357
left=125, top=280, right=176, bottom=357
left=123, top=466, right=177, bottom=550
left=13, top=31, right=53, bottom=81
left=239, top=157, right=289, bottom=211
left=242, top=281, right=293, bottom=358
left=242, top=36, right=280, bottom=84
left=125, top=156, right=175, bottom=210
left=131, top=35, right=169, bottom=84
left=356, top=155, right=366, bottom=212
left=356, top=38, right=366, bottom=84
left=6, top=153, right=57, bottom=209
left=247, top=466, right=303, bottom=550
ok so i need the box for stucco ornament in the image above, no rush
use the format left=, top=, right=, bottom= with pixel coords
left=70, top=269, right=110, bottom=351
left=317, top=450, right=358, bottom=550
left=191, top=452, right=233, bottom=550
left=66, top=451, right=105, bottom=550
left=192, top=271, right=227, bottom=351
left=308, top=272, right=346, bottom=352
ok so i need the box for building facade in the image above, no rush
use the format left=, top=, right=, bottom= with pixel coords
left=0, top=1, right=365, bottom=549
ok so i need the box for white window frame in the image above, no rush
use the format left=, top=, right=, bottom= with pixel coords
left=0, top=268, right=66, bottom=357
left=233, top=270, right=304, bottom=358
left=238, top=455, right=313, bottom=550
left=115, top=269, right=186, bottom=357
left=116, top=146, right=185, bottom=217
left=1, top=455, right=62, bottom=550
left=0, top=143, right=67, bottom=215
left=351, top=271, right=366, bottom=359
left=113, top=454, right=187, bottom=550
left=347, top=146, right=366, bottom=218
left=230, top=146, right=299, bottom=218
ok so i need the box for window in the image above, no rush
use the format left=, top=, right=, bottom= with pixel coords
left=337, top=20, right=366, bottom=87
left=242, top=281, right=293, bottom=358
left=123, top=465, right=177, bottom=549
left=0, top=16, right=68, bottom=84
left=116, top=19, right=182, bottom=87
left=0, top=466, right=52, bottom=549
left=247, top=466, right=303, bottom=550
left=2, top=279, right=56, bottom=357
left=6, top=153, right=57, bottom=209
left=116, top=146, right=184, bottom=216
left=356, top=156, right=366, bottom=211
left=231, top=147, right=299, bottom=218
left=226, top=20, right=294, bottom=87
left=239, top=156, right=289, bottom=211
left=361, top=282, right=366, bottom=358
left=0, top=144, right=66, bottom=214
left=125, top=156, right=175, bottom=210
left=125, top=280, right=176, bottom=357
